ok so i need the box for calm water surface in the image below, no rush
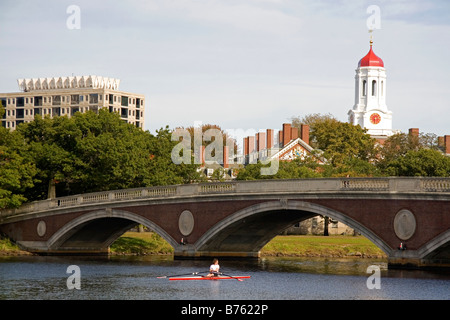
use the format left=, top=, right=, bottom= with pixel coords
left=0, top=255, right=448, bottom=300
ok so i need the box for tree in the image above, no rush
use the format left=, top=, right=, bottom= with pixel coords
left=16, top=110, right=201, bottom=200
left=17, top=114, right=85, bottom=199
left=291, top=113, right=337, bottom=149
left=384, top=149, right=450, bottom=177
left=0, top=126, right=37, bottom=208
left=145, top=126, right=201, bottom=186
left=292, top=113, right=378, bottom=168
left=377, top=131, right=442, bottom=174
left=312, top=119, right=378, bottom=168
left=376, top=132, right=419, bottom=171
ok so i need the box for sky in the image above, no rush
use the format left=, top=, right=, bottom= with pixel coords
left=1, top=0, right=449, bottom=149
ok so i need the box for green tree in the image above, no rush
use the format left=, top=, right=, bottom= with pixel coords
left=291, top=113, right=337, bottom=148
left=16, top=110, right=201, bottom=200
left=384, top=148, right=450, bottom=177
left=312, top=119, right=378, bottom=168
left=0, top=126, right=37, bottom=208
left=17, top=114, right=85, bottom=199
left=376, top=132, right=419, bottom=171
left=377, top=131, right=442, bottom=174
left=145, top=126, right=201, bottom=186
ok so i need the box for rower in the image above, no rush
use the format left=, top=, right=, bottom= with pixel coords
left=206, top=258, right=220, bottom=277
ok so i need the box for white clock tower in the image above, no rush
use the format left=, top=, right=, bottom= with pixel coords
left=348, top=39, right=395, bottom=138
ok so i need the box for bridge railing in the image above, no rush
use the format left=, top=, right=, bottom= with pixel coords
left=1, top=177, right=450, bottom=220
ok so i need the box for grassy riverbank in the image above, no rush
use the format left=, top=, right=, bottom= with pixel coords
left=110, top=232, right=174, bottom=255
left=0, top=235, right=32, bottom=256
left=111, top=232, right=386, bottom=258
left=261, top=234, right=386, bottom=258
left=0, top=232, right=387, bottom=258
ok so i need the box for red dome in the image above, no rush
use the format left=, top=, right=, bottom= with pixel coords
left=358, top=44, right=384, bottom=67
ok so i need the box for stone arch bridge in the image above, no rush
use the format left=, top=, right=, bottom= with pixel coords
left=1, top=178, right=449, bottom=269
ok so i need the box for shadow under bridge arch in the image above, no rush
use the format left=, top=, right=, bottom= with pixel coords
left=194, top=200, right=391, bottom=258
left=47, top=209, right=179, bottom=253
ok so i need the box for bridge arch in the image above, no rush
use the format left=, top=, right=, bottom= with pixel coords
left=419, top=229, right=450, bottom=261
left=194, top=200, right=392, bottom=257
left=47, top=209, right=179, bottom=252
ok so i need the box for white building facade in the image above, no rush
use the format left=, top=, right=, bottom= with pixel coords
left=348, top=41, right=395, bottom=139
left=1, top=75, right=145, bottom=130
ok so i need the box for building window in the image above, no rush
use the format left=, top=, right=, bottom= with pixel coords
left=372, top=80, right=377, bottom=96
left=52, top=96, right=61, bottom=105
left=89, top=94, right=98, bottom=104
left=121, top=96, right=128, bottom=106
left=17, top=97, right=25, bottom=107
left=34, top=96, right=43, bottom=106
left=362, top=80, right=367, bottom=96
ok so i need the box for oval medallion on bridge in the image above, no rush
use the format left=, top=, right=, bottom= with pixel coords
left=37, top=220, right=46, bottom=237
left=179, top=210, right=194, bottom=236
left=394, top=209, right=416, bottom=240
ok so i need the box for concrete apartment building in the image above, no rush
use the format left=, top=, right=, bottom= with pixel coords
left=1, top=75, right=145, bottom=130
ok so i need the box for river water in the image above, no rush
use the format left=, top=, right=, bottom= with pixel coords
left=0, top=255, right=448, bottom=301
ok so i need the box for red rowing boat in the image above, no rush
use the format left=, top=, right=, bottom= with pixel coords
left=169, top=275, right=250, bottom=281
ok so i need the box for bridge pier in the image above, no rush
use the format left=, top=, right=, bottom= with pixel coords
left=15, top=240, right=111, bottom=256
left=388, top=252, right=450, bottom=270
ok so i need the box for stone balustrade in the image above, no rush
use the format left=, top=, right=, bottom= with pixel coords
left=1, top=177, right=449, bottom=220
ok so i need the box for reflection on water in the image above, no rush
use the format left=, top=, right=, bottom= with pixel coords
left=0, top=255, right=449, bottom=300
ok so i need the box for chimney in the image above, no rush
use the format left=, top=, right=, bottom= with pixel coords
left=409, top=128, right=419, bottom=137
left=266, top=129, right=274, bottom=149
left=256, top=132, right=266, bottom=151
left=243, top=137, right=249, bottom=156
left=223, top=146, right=229, bottom=168
left=200, top=145, right=205, bottom=166
left=300, top=124, right=310, bottom=145
left=445, top=135, right=450, bottom=155
left=278, top=130, right=283, bottom=147
left=408, top=128, right=420, bottom=146
left=282, top=123, right=291, bottom=146
left=248, top=136, right=255, bottom=154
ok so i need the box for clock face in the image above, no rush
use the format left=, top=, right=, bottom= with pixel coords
left=370, top=113, right=381, bottom=125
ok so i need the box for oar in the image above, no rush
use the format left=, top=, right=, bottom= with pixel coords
left=220, top=272, right=244, bottom=281
left=157, top=271, right=208, bottom=279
